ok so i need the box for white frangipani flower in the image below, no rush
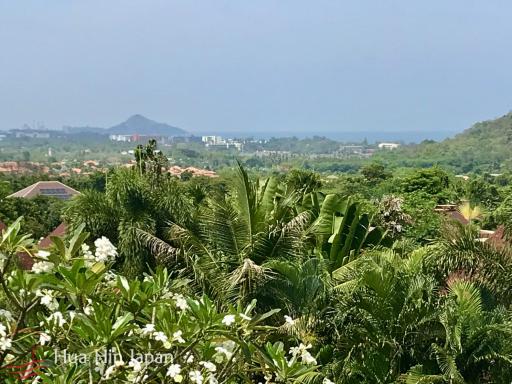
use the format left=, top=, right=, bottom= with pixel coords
left=222, top=315, right=235, bottom=326
left=0, top=337, right=12, bottom=350
left=172, top=330, right=185, bottom=343
left=39, top=332, right=51, bottom=345
left=94, top=236, right=117, bottom=263
left=47, top=311, right=67, bottom=327
left=199, top=361, right=217, bottom=372
left=174, top=294, right=189, bottom=311
left=0, top=310, right=14, bottom=322
left=166, top=363, right=181, bottom=378
left=31, top=261, right=54, bottom=274
left=142, top=323, right=155, bottom=335
left=184, top=351, right=195, bottom=363
left=36, top=289, right=58, bottom=311
left=153, top=331, right=168, bottom=343
left=83, top=299, right=94, bottom=316
left=128, top=358, right=142, bottom=372
left=284, top=315, right=295, bottom=325
left=189, top=370, right=203, bottom=384
left=0, top=323, right=6, bottom=337
left=289, top=343, right=317, bottom=365
left=36, top=250, right=51, bottom=260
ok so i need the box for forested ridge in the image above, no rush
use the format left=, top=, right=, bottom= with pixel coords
left=375, top=112, right=512, bottom=172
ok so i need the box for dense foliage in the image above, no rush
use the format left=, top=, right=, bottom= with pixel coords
left=3, top=140, right=512, bottom=382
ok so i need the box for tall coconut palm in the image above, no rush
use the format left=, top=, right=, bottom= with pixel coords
left=142, top=162, right=312, bottom=303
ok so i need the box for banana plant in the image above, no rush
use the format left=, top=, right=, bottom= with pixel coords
left=311, top=194, right=389, bottom=271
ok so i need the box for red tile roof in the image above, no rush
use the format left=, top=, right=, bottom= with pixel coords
left=39, top=222, right=68, bottom=249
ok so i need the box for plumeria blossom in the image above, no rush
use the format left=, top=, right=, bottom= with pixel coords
left=46, top=311, right=67, bottom=328
left=0, top=337, right=12, bottom=351
left=323, top=378, right=335, bottom=384
left=174, top=294, right=189, bottom=311
left=142, top=323, right=156, bottom=335
left=36, top=250, right=50, bottom=260
left=81, top=243, right=95, bottom=266
left=284, top=315, right=295, bottom=325
left=184, top=351, right=195, bottom=363
left=189, top=370, right=203, bottom=384
left=83, top=298, right=94, bottom=316
left=0, top=223, right=324, bottom=382
left=39, top=332, right=51, bottom=346
left=172, top=330, right=185, bottom=343
left=222, top=314, right=236, bottom=326
left=289, top=343, right=317, bottom=365
left=0, top=323, right=7, bottom=337
left=36, top=289, right=58, bottom=311
left=214, top=346, right=232, bottom=363
left=94, top=236, right=118, bottom=263
left=0, top=309, right=14, bottom=321
left=199, top=361, right=217, bottom=372
left=153, top=331, right=168, bottom=343
left=31, top=261, right=54, bottom=274
left=128, top=358, right=143, bottom=372
left=166, top=364, right=182, bottom=381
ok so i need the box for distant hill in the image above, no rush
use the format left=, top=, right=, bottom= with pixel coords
left=373, top=111, right=512, bottom=173
left=64, top=115, right=188, bottom=137
left=107, top=115, right=188, bottom=136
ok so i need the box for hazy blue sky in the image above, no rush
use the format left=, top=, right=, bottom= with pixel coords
left=1, top=1, right=512, bottom=138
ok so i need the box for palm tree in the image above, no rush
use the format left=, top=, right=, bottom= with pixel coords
left=330, top=249, right=442, bottom=383
left=459, top=202, right=483, bottom=224
left=405, top=279, right=512, bottom=383
left=65, top=167, right=193, bottom=277
left=143, top=162, right=312, bottom=303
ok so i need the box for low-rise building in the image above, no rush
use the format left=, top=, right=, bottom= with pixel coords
left=8, top=181, right=80, bottom=200
left=378, top=142, right=400, bottom=150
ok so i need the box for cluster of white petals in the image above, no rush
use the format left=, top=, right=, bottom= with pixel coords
left=94, top=236, right=118, bottom=263
left=166, top=363, right=182, bottom=382
left=31, top=261, right=54, bottom=274
left=46, top=311, right=67, bottom=328
left=82, top=237, right=118, bottom=266
left=36, top=250, right=51, bottom=260
left=0, top=323, right=11, bottom=351
left=0, top=309, right=13, bottom=322
left=36, top=289, right=58, bottom=311
left=174, top=294, right=189, bottom=311
left=289, top=343, right=317, bottom=365
left=221, top=315, right=235, bottom=326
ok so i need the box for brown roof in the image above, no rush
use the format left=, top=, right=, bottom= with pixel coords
left=434, top=205, right=469, bottom=226
left=8, top=181, right=80, bottom=200
left=167, top=165, right=218, bottom=178
left=17, top=252, right=34, bottom=270
left=0, top=220, right=6, bottom=232
left=39, top=222, right=68, bottom=249
left=447, top=211, right=469, bottom=226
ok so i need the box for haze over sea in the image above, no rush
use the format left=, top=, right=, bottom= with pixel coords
left=199, top=129, right=460, bottom=144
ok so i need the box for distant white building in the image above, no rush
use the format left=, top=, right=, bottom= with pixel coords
left=201, top=135, right=243, bottom=150
left=378, top=142, right=400, bottom=150
left=110, top=134, right=133, bottom=142
left=201, top=136, right=223, bottom=144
